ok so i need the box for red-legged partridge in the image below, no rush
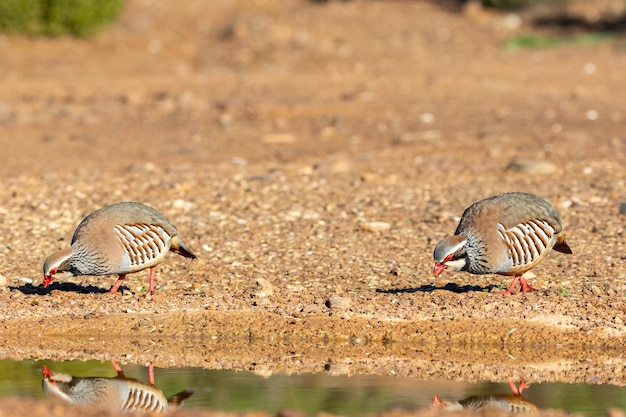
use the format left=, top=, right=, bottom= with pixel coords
left=433, top=192, right=572, bottom=294
left=43, top=202, right=197, bottom=295
left=42, top=361, right=193, bottom=413
left=432, top=381, right=537, bottom=412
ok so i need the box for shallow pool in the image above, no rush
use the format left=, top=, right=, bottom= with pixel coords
left=2, top=358, right=625, bottom=415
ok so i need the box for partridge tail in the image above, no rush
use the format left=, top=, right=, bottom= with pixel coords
left=167, top=389, right=194, bottom=406
left=171, top=236, right=198, bottom=259
left=553, top=233, right=572, bottom=254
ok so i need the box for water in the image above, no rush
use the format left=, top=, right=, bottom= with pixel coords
left=2, top=358, right=625, bottom=415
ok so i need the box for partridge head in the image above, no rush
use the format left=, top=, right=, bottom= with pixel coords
left=43, top=202, right=197, bottom=295
left=433, top=192, right=572, bottom=294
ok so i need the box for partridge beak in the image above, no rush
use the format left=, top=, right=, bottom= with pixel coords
left=42, top=365, right=52, bottom=378
left=433, top=262, right=446, bottom=277
left=43, top=276, right=53, bottom=288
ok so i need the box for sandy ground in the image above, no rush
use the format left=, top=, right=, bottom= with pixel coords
left=0, top=0, right=625, bottom=416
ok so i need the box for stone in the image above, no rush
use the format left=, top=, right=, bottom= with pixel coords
left=255, top=277, right=274, bottom=298
left=506, top=159, right=557, bottom=175
left=361, top=221, right=391, bottom=232
left=326, top=296, right=351, bottom=310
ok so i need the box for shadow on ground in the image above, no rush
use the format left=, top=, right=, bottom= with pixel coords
left=376, top=283, right=497, bottom=294
left=12, top=283, right=118, bottom=295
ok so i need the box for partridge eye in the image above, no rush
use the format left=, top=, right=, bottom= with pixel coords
left=443, top=253, right=454, bottom=263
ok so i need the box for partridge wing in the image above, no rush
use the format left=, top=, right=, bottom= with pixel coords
left=113, top=223, right=172, bottom=270
left=496, top=219, right=557, bottom=272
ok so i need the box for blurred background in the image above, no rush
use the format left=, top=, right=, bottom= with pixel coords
left=1, top=0, right=625, bottom=179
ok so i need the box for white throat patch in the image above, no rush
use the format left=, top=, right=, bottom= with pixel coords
left=445, top=258, right=466, bottom=271
left=52, top=271, right=75, bottom=279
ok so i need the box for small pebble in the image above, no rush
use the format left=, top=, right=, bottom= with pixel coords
left=326, top=296, right=351, bottom=310
left=172, top=199, right=194, bottom=211
left=230, top=157, right=248, bottom=166
left=419, top=112, right=435, bottom=123
left=302, top=304, right=321, bottom=314
left=506, top=159, right=557, bottom=175
left=325, top=363, right=350, bottom=375
left=262, top=133, right=295, bottom=144
left=255, top=277, right=274, bottom=298
left=361, top=221, right=391, bottom=232
left=586, top=109, right=599, bottom=121
left=583, top=62, right=597, bottom=75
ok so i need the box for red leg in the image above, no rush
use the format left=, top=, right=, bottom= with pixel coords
left=148, top=267, right=156, bottom=295
left=108, top=274, right=126, bottom=294
left=148, top=364, right=155, bottom=385
left=518, top=381, right=530, bottom=394
left=500, top=276, right=521, bottom=295
left=431, top=395, right=445, bottom=407
left=110, top=360, right=124, bottom=377
left=500, top=275, right=536, bottom=295
left=519, top=276, right=536, bottom=294
left=508, top=380, right=530, bottom=395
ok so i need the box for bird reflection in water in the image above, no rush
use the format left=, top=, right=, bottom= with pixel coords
left=432, top=381, right=538, bottom=412
left=42, top=360, right=193, bottom=413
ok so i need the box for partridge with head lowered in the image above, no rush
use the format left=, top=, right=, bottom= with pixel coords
left=42, top=362, right=193, bottom=413
left=433, top=192, right=572, bottom=294
left=432, top=381, right=537, bottom=412
left=43, top=202, right=197, bottom=295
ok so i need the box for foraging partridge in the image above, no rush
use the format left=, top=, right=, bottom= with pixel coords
left=432, top=381, right=537, bottom=412
left=42, top=361, right=193, bottom=413
left=43, top=202, right=197, bottom=295
left=433, top=192, right=572, bottom=294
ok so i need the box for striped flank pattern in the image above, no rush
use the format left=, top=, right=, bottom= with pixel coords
left=461, top=396, right=538, bottom=412
left=114, top=223, right=170, bottom=267
left=496, top=219, right=555, bottom=268
left=123, top=384, right=168, bottom=413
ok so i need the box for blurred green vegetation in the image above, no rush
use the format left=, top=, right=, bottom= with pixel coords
left=505, top=32, right=616, bottom=49
left=0, top=0, right=124, bottom=37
